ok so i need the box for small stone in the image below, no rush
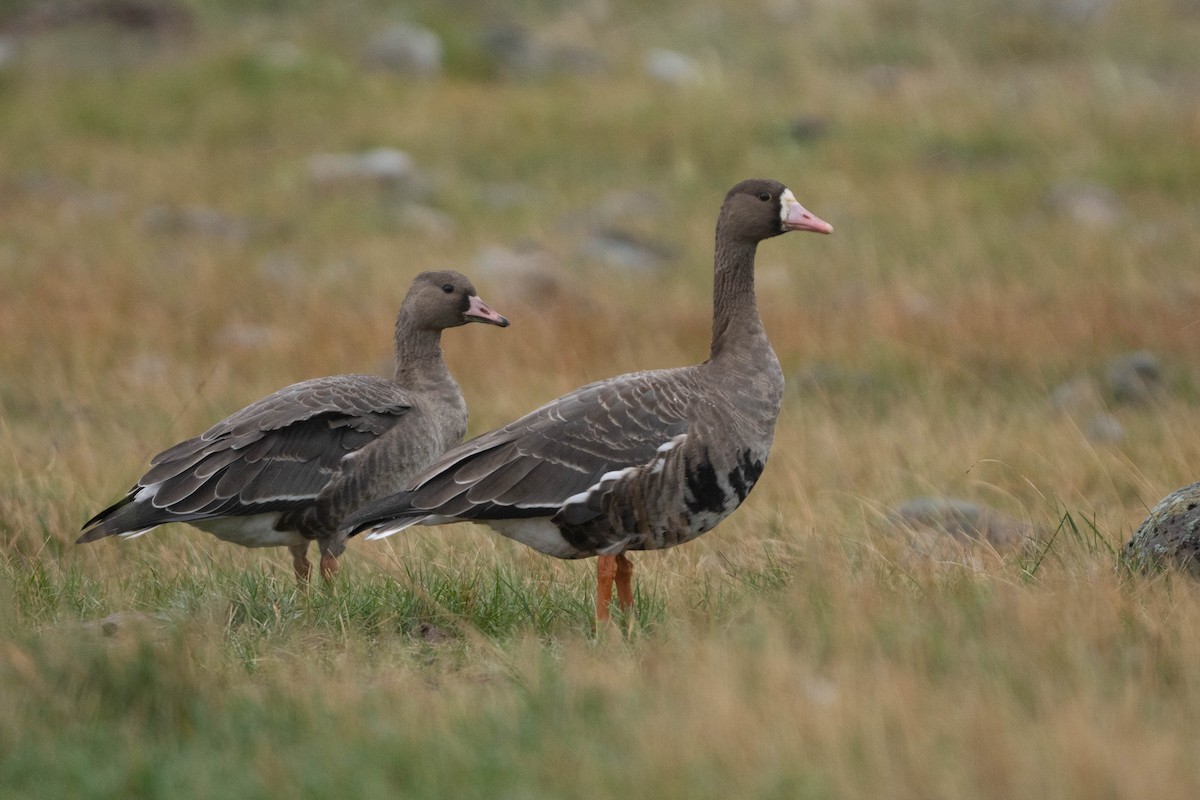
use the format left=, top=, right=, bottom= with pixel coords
left=395, top=204, right=456, bottom=238
left=887, top=497, right=1032, bottom=551
left=1125, top=482, right=1200, bottom=576
left=1045, top=182, right=1123, bottom=229
left=121, top=354, right=170, bottom=387
left=865, top=64, right=901, bottom=94
left=788, top=115, right=830, bottom=143
left=580, top=229, right=673, bottom=272
left=0, top=37, right=16, bottom=70
left=364, top=22, right=443, bottom=77
left=595, top=188, right=669, bottom=225
left=1104, top=350, right=1164, bottom=406
left=480, top=23, right=545, bottom=76
left=1050, top=0, right=1113, bottom=25
left=643, top=48, right=702, bottom=87
left=81, top=612, right=169, bottom=638
left=257, top=251, right=304, bottom=285
left=479, top=181, right=533, bottom=211
left=142, top=205, right=250, bottom=241
left=1050, top=375, right=1103, bottom=412
left=216, top=322, right=281, bottom=351
left=259, top=40, right=305, bottom=70
left=6, top=0, right=193, bottom=35
left=474, top=242, right=564, bottom=304
left=417, top=621, right=448, bottom=643
left=307, top=148, right=419, bottom=190
left=1084, top=412, right=1125, bottom=444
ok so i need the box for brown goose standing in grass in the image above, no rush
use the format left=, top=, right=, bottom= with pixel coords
left=343, top=179, right=832, bottom=623
left=78, top=270, right=509, bottom=581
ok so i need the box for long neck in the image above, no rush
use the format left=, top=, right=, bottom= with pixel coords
left=392, top=313, right=452, bottom=388
left=709, top=237, right=765, bottom=361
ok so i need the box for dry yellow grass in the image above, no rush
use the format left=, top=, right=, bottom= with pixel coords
left=2, top=0, right=1200, bottom=797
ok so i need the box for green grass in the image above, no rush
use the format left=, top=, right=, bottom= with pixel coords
left=3, top=0, right=1200, bottom=796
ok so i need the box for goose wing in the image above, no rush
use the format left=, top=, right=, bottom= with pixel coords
left=79, top=375, right=413, bottom=541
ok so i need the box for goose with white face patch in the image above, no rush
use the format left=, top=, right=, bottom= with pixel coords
left=343, top=179, right=832, bottom=624
left=78, top=270, right=509, bottom=581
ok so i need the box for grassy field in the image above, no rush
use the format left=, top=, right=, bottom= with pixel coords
left=3, top=0, right=1200, bottom=796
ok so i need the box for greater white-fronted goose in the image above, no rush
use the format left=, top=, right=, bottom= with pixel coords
left=343, top=179, right=832, bottom=622
left=78, top=270, right=509, bottom=580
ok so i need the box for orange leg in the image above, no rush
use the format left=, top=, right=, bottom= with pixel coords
left=614, top=553, right=634, bottom=614
left=596, top=554, right=617, bottom=623
left=289, top=544, right=312, bottom=584
left=320, top=552, right=339, bottom=581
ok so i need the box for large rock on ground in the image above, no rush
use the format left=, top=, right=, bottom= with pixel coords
left=1125, top=482, right=1200, bottom=576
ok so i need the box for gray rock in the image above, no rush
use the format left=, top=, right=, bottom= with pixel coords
left=1045, top=182, right=1123, bottom=228
left=395, top=204, right=456, bottom=238
left=479, top=181, right=533, bottom=211
left=480, top=23, right=546, bottom=76
left=77, top=611, right=171, bottom=638
left=307, top=147, right=419, bottom=189
left=1045, top=0, right=1113, bottom=25
left=643, top=48, right=702, bottom=87
left=865, top=64, right=902, bottom=94
left=887, top=497, right=1033, bottom=551
left=1125, top=482, right=1200, bottom=576
left=0, top=37, right=15, bottom=71
left=1084, top=412, right=1125, bottom=444
left=417, top=621, right=449, bottom=643
left=474, top=242, right=565, bottom=304
left=364, top=22, right=443, bottom=77
left=216, top=321, right=281, bottom=351
left=477, top=23, right=605, bottom=78
left=595, top=187, right=670, bottom=225
left=120, top=354, right=170, bottom=387
left=258, top=40, right=305, bottom=70
left=1050, top=375, right=1103, bottom=412
left=142, top=205, right=250, bottom=241
left=789, top=115, right=830, bottom=144
left=580, top=229, right=674, bottom=272
left=257, top=251, right=304, bottom=285
left=4, top=0, right=193, bottom=35
left=1104, top=350, right=1164, bottom=405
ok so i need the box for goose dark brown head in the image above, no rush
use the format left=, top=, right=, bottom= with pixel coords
left=404, top=269, right=510, bottom=330
left=718, top=178, right=833, bottom=244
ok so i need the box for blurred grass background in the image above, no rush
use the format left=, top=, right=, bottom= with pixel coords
left=2, top=0, right=1200, bottom=797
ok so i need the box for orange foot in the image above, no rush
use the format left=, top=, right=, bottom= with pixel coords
left=320, top=552, right=339, bottom=581
left=597, top=554, right=617, bottom=624
left=289, top=544, right=312, bottom=584
left=596, top=553, right=635, bottom=628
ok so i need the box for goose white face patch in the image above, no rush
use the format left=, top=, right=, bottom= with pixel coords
left=779, top=188, right=798, bottom=226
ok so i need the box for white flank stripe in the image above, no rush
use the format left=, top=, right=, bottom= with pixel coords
left=363, top=515, right=431, bottom=540
left=117, top=527, right=156, bottom=540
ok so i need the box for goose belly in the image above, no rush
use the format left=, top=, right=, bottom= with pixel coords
left=559, top=445, right=770, bottom=555
left=192, top=515, right=307, bottom=548
left=672, top=447, right=768, bottom=543
left=488, top=518, right=582, bottom=559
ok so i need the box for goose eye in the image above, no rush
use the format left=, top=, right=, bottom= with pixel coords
left=441, top=284, right=454, bottom=294
left=757, top=192, right=771, bottom=202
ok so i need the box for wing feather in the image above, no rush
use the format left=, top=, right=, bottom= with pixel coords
left=346, top=368, right=697, bottom=533
left=81, top=374, right=415, bottom=539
